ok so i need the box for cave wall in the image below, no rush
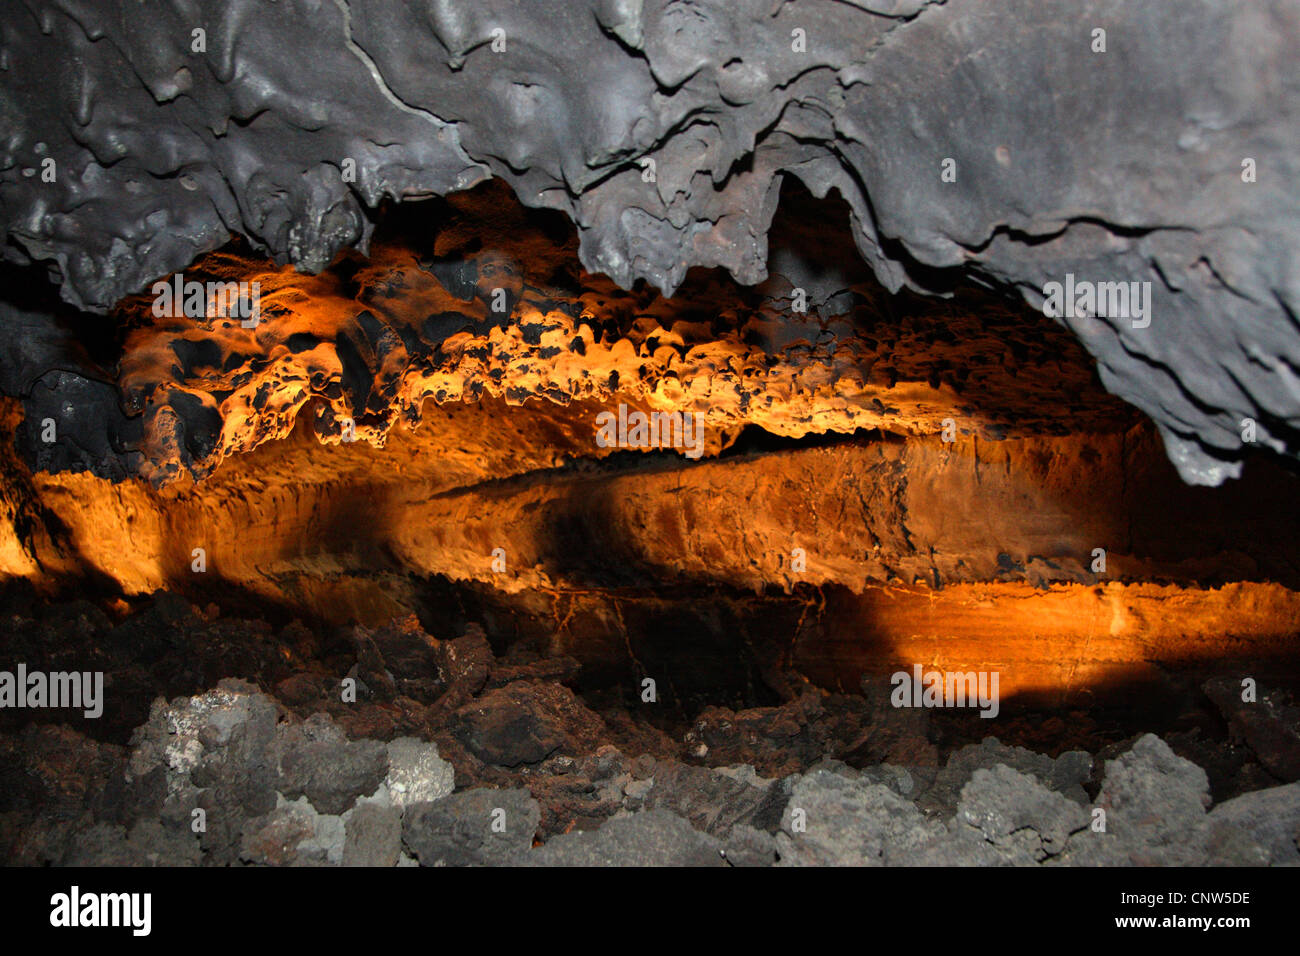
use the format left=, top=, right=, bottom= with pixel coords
left=3, top=385, right=1298, bottom=706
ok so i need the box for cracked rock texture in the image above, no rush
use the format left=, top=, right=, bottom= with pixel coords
left=1, top=0, right=1298, bottom=484
left=2, top=394, right=1299, bottom=708
left=9, top=180, right=1136, bottom=487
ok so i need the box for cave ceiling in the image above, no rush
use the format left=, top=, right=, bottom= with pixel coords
left=0, top=0, right=1297, bottom=486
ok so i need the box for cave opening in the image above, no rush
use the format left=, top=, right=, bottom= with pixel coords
left=3, top=171, right=1299, bottom=873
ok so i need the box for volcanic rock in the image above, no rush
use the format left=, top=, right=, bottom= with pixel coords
left=451, top=680, right=608, bottom=768
left=272, top=714, right=388, bottom=816
left=1204, top=678, right=1300, bottom=782
left=401, top=788, right=540, bottom=867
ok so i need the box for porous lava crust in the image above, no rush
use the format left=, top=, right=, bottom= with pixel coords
left=2, top=0, right=1298, bottom=483
left=91, top=182, right=1136, bottom=486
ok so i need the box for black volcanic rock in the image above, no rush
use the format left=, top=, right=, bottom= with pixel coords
left=451, top=680, right=608, bottom=768
left=1205, top=678, right=1300, bottom=783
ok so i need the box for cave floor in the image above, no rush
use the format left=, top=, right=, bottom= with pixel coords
left=1, top=590, right=1297, bottom=866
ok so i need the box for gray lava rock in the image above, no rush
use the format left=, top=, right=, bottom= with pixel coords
left=60, top=819, right=202, bottom=867
left=858, top=763, right=929, bottom=800
left=4, top=1, right=1297, bottom=481
left=1096, top=734, right=1211, bottom=848
left=343, top=796, right=403, bottom=868
left=522, top=810, right=739, bottom=867
left=384, top=737, right=455, bottom=809
left=1207, top=781, right=1300, bottom=865
left=124, top=679, right=280, bottom=863
left=919, top=737, right=1092, bottom=816
left=775, top=769, right=944, bottom=866
left=127, top=679, right=277, bottom=798
left=643, top=762, right=791, bottom=837
left=957, top=766, right=1090, bottom=863
left=239, top=795, right=345, bottom=867
left=273, top=714, right=388, bottom=815
left=402, top=788, right=540, bottom=866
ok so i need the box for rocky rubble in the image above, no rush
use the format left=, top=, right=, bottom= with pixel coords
left=1, top=606, right=1297, bottom=867
left=1204, top=677, right=1300, bottom=783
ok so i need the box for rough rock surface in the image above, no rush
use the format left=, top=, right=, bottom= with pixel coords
left=272, top=714, right=388, bottom=815
left=342, top=795, right=402, bottom=867
left=1207, top=783, right=1300, bottom=865
left=956, top=766, right=1090, bottom=863
left=523, top=810, right=747, bottom=867
left=915, top=738, right=1092, bottom=817
left=452, top=680, right=609, bottom=768
left=7, top=392, right=1296, bottom=719
left=2, top=604, right=1298, bottom=866
left=2, top=0, right=1298, bottom=483
left=1205, top=677, right=1300, bottom=782
left=384, top=738, right=455, bottom=809
left=1096, top=734, right=1213, bottom=848
left=775, top=769, right=944, bottom=866
left=8, top=182, right=1140, bottom=488
left=0, top=1, right=1294, bottom=867
left=402, top=788, right=541, bottom=867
